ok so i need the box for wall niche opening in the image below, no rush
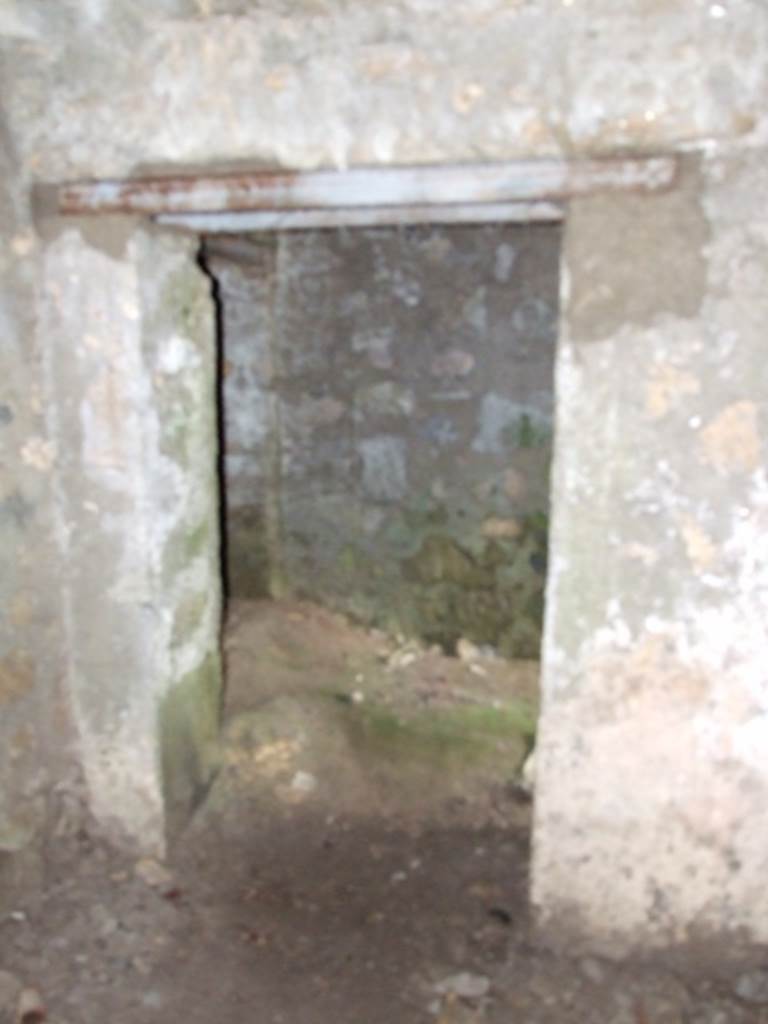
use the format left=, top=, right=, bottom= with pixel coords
left=200, top=219, right=560, bottom=805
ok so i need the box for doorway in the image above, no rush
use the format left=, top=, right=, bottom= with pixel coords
left=193, top=216, right=559, bottom=832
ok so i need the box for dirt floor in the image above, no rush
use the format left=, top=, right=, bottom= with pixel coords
left=1, top=600, right=767, bottom=1024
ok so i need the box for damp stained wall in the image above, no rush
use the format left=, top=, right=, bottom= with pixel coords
left=211, top=223, right=559, bottom=654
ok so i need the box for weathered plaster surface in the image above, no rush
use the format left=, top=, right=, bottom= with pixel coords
left=0, top=110, right=67, bottom=900
left=213, top=224, right=558, bottom=654
left=1, top=2, right=767, bottom=180
left=566, top=158, right=710, bottom=342
left=532, top=149, right=768, bottom=954
left=39, top=221, right=221, bottom=854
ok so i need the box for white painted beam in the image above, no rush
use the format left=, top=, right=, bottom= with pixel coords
left=58, top=158, right=677, bottom=217
left=156, top=201, right=564, bottom=234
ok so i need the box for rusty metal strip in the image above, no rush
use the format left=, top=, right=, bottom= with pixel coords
left=57, top=158, right=677, bottom=217
left=155, top=201, right=564, bottom=234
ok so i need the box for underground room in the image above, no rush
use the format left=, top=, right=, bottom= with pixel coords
left=204, top=216, right=557, bottom=792
left=4, top=4, right=768, bottom=1023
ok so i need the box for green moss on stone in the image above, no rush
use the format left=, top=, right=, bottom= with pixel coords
left=338, top=697, right=534, bottom=772
left=159, top=653, right=222, bottom=840
left=227, top=509, right=272, bottom=598
left=159, top=260, right=212, bottom=341
left=403, top=535, right=495, bottom=588
left=501, top=414, right=552, bottom=450
left=163, top=517, right=212, bottom=581
left=171, top=591, right=209, bottom=647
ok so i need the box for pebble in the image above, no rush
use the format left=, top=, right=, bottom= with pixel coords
left=520, top=749, right=536, bottom=793
left=434, top=972, right=490, bottom=999
left=277, top=770, right=318, bottom=804
left=393, top=651, right=417, bottom=669
left=131, top=956, right=151, bottom=976
left=387, top=644, right=422, bottom=670
left=16, top=987, right=45, bottom=1024
left=734, top=967, right=768, bottom=1004
left=456, top=638, right=481, bottom=664
left=290, top=771, right=317, bottom=795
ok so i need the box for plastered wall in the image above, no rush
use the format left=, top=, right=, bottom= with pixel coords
left=37, top=217, right=222, bottom=856
left=532, top=151, right=768, bottom=955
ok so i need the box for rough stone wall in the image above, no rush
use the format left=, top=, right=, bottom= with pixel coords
left=38, top=219, right=222, bottom=854
left=214, top=224, right=559, bottom=654
left=532, top=152, right=768, bottom=955
left=207, top=241, right=279, bottom=599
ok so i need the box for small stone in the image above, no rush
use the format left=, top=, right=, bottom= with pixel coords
left=134, top=857, right=173, bottom=890
left=434, top=972, right=490, bottom=1000
left=131, top=956, right=151, bottom=976
left=481, top=516, right=522, bottom=540
left=387, top=645, right=421, bottom=670
left=520, top=749, right=536, bottom=793
left=290, top=771, right=317, bottom=794
left=456, top=638, right=481, bottom=664
left=15, top=987, right=45, bottom=1024
left=734, top=967, right=768, bottom=1004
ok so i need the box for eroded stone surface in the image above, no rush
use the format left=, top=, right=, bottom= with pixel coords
left=37, top=220, right=222, bottom=854
left=1, top=2, right=767, bottom=179
left=532, top=148, right=768, bottom=955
